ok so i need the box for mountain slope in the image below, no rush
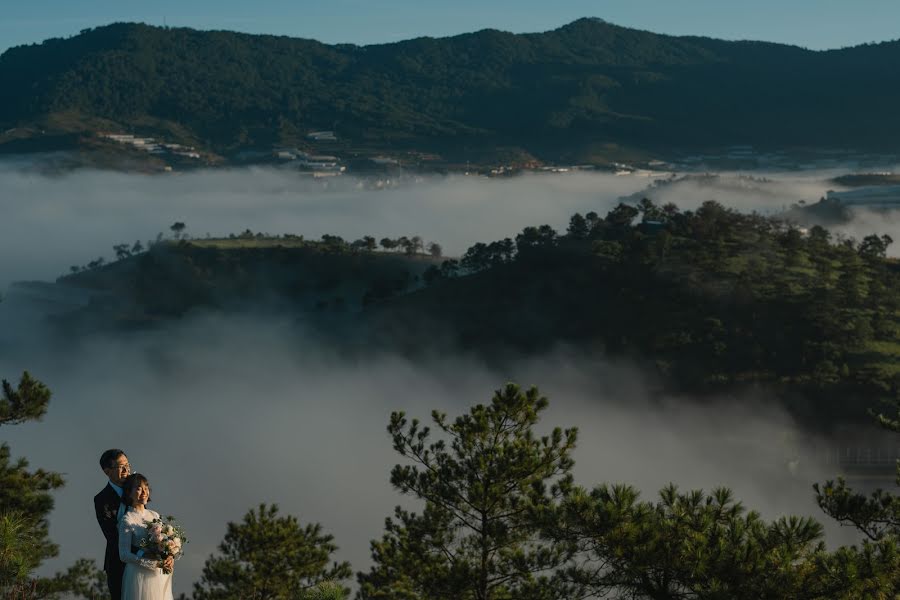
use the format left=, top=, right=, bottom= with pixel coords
left=3, top=19, right=900, bottom=159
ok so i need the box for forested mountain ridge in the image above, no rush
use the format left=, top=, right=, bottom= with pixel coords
left=3, top=19, right=900, bottom=160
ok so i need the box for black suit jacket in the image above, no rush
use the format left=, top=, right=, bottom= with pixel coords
left=93, top=483, right=124, bottom=573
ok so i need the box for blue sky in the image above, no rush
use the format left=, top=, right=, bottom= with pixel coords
left=2, top=0, right=899, bottom=54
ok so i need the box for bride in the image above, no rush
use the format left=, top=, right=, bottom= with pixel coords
left=118, top=474, right=175, bottom=600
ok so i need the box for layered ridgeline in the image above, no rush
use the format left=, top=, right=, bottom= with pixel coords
left=3, top=19, right=900, bottom=160
left=44, top=200, right=900, bottom=428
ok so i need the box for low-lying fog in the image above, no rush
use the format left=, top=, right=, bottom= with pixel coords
left=3, top=161, right=900, bottom=289
left=2, top=160, right=896, bottom=594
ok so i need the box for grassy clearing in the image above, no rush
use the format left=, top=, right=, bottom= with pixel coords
left=186, top=237, right=311, bottom=249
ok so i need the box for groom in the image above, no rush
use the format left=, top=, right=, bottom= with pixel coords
left=94, top=449, right=131, bottom=600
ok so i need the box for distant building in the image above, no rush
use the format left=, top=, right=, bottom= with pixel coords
left=307, top=130, right=337, bottom=141
left=100, top=131, right=200, bottom=158
left=292, top=150, right=345, bottom=174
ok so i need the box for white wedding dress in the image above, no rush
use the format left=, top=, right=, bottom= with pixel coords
left=118, top=508, right=174, bottom=600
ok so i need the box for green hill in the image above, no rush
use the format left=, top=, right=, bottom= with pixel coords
left=367, top=202, right=900, bottom=428
left=3, top=19, right=900, bottom=161
left=46, top=202, right=900, bottom=429
left=54, top=237, right=440, bottom=329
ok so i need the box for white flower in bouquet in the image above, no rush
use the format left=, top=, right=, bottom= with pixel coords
left=140, top=515, right=188, bottom=574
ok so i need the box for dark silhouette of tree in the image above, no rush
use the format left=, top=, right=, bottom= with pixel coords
left=858, top=234, right=894, bottom=259
left=399, top=235, right=423, bottom=256
left=427, top=242, right=442, bottom=258
left=170, top=222, right=187, bottom=239
left=636, top=197, right=664, bottom=221
left=605, top=203, right=640, bottom=228
left=808, top=225, right=832, bottom=247
left=320, top=234, right=348, bottom=252
left=461, top=243, right=489, bottom=272
left=515, top=225, right=558, bottom=253
left=113, top=243, right=132, bottom=261
left=439, top=259, right=460, bottom=278
left=566, top=213, right=588, bottom=239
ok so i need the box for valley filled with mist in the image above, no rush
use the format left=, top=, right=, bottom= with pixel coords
left=4, top=158, right=900, bottom=596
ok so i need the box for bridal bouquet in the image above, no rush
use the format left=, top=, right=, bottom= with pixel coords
left=140, top=516, right=188, bottom=574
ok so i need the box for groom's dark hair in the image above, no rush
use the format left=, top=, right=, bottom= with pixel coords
left=99, top=449, right=126, bottom=470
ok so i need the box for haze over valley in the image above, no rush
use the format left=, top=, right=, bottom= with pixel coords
left=5, top=163, right=900, bottom=289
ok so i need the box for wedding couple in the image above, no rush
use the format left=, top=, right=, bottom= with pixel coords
left=93, top=449, right=175, bottom=600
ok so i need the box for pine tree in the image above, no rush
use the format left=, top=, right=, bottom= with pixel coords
left=549, top=483, right=842, bottom=598
left=566, top=213, right=588, bottom=239
left=193, top=504, right=352, bottom=600
left=0, top=512, right=41, bottom=589
left=811, top=395, right=900, bottom=595
left=815, top=397, right=900, bottom=543
left=0, top=372, right=107, bottom=600
left=0, top=372, right=63, bottom=567
left=0, top=371, right=51, bottom=426
left=358, top=383, right=579, bottom=600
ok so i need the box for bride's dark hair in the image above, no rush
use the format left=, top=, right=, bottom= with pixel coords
left=122, top=473, right=152, bottom=506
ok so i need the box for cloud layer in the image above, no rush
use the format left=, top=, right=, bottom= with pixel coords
left=0, top=164, right=646, bottom=289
